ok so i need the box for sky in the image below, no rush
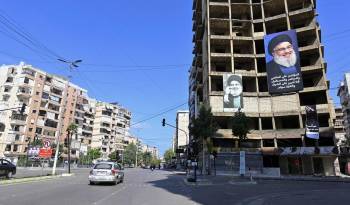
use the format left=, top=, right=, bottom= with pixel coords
left=0, top=0, right=348, bottom=156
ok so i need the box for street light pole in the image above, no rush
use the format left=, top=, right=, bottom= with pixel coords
left=52, top=59, right=82, bottom=175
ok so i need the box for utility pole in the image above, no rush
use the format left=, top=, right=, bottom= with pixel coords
left=52, top=59, right=82, bottom=175
left=135, top=144, right=138, bottom=168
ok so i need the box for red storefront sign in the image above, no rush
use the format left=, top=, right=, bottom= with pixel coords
left=39, top=148, right=53, bottom=158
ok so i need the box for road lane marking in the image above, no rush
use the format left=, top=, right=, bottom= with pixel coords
left=92, top=186, right=126, bottom=205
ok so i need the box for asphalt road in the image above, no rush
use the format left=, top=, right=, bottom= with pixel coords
left=1, top=168, right=350, bottom=205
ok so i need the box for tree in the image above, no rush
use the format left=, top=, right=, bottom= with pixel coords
left=164, top=148, right=175, bottom=164
left=30, top=138, right=43, bottom=147
left=66, top=123, right=78, bottom=173
left=108, top=151, right=121, bottom=162
left=78, top=148, right=101, bottom=165
left=67, top=123, right=78, bottom=139
left=124, top=143, right=137, bottom=166
left=231, top=109, right=251, bottom=148
left=142, top=152, right=153, bottom=166
left=189, top=105, right=218, bottom=175
left=87, top=148, right=102, bottom=160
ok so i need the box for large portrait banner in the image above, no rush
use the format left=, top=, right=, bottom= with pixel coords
left=264, top=30, right=303, bottom=94
left=223, top=74, right=243, bottom=112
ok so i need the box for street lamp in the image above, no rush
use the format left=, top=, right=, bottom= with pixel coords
left=52, top=59, right=82, bottom=176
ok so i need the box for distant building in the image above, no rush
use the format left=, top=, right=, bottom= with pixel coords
left=175, top=110, right=189, bottom=150
left=91, top=101, right=131, bottom=159
left=334, top=107, right=346, bottom=146
left=338, top=75, right=350, bottom=140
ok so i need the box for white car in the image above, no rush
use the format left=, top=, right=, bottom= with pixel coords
left=88, top=162, right=124, bottom=185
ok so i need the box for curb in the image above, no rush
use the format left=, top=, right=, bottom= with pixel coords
left=254, top=177, right=350, bottom=183
left=0, top=173, right=75, bottom=185
left=61, top=173, right=75, bottom=177
left=229, top=180, right=257, bottom=185
left=0, top=175, right=61, bottom=185
left=182, top=178, right=213, bottom=186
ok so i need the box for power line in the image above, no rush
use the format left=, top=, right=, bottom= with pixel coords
left=0, top=10, right=67, bottom=61
left=131, top=102, right=187, bottom=127
left=0, top=27, right=53, bottom=61
left=0, top=50, right=56, bottom=64
left=79, top=66, right=187, bottom=73
left=81, top=63, right=190, bottom=69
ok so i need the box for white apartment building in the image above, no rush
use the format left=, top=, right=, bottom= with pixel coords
left=140, top=144, right=159, bottom=159
left=175, top=110, right=189, bottom=150
left=91, top=101, right=131, bottom=159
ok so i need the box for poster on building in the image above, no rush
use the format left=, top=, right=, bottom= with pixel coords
left=223, top=74, right=243, bottom=112
left=264, top=30, right=303, bottom=94
left=305, top=105, right=319, bottom=139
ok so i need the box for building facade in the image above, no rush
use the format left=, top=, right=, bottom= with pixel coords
left=175, top=110, right=190, bottom=150
left=0, top=63, right=87, bottom=162
left=190, top=0, right=339, bottom=176
left=0, top=62, right=133, bottom=163
left=338, top=75, right=350, bottom=139
left=334, top=107, right=346, bottom=146
left=91, top=101, right=131, bottom=159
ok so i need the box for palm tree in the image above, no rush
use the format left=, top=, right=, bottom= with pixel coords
left=189, top=105, right=218, bottom=175
left=67, top=123, right=78, bottom=173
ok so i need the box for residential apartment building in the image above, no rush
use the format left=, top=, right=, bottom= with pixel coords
left=0, top=62, right=132, bottom=163
left=338, top=75, right=350, bottom=139
left=140, top=144, right=159, bottom=159
left=91, top=101, right=131, bottom=159
left=190, top=0, right=338, bottom=176
left=175, top=111, right=190, bottom=151
left=334, top=107, right=346, bottom=146
left=0, top=62, right=86, bottom=162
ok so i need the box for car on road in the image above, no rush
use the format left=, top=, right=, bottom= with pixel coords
left=88, top=162, right=124, bottom=185
left=0, top=159, right=16, bottom=179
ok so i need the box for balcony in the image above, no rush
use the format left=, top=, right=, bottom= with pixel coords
left=50, top=87, right=63, bottom=97
left=17, top=88, right=31, bottom=98
left=21, top=68, right=36, bottom=78
left=10, top=114, right=27, bottom=125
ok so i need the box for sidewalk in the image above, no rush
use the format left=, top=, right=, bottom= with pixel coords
left=183, top=173, right=350, bottom=186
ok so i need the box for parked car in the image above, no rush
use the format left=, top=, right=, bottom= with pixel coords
left=88, top=162, right=124, bottom=185
left=0, top=159, right=16, bottom=179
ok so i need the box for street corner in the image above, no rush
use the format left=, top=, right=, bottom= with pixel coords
left=0, top=175, right=62, bottom=186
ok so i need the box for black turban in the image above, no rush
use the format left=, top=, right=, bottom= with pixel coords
left=268, top=34, right=292, bottom=55
left=226, top=75, right=242, bottom=86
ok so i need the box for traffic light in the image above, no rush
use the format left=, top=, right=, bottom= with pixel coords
left=162, top=118, right=166, bottom=127
left=20, top=103, right=26, bottom=114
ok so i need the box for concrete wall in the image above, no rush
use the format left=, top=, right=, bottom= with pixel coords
left=323, top=157, right=335, bottom=176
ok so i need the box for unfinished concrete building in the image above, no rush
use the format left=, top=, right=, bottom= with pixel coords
left=189, top=0, right=339, bottom=176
